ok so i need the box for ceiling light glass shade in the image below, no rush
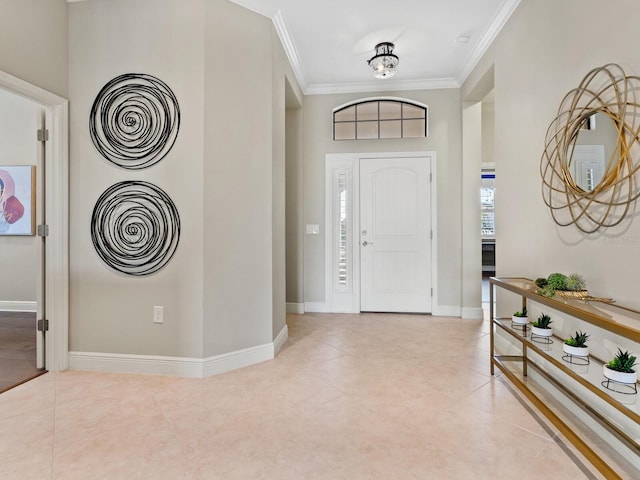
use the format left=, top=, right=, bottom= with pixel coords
left=367, top=42, right=399, bottom=79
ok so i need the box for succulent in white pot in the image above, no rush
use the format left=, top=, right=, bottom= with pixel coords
left=512, top=306, right=528, bottom=325
left=603, top=349, right=637, bottom=385
left=531, top=313, right=553, bottom=337
left=563, top=330, right=589, bottom=357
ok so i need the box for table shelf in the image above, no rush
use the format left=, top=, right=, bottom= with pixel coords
left=489, top=277, right=640, bottom=479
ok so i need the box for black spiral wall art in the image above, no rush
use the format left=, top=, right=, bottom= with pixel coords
left=91, top=181, right=181, bottom=276
left=90, top=73, right=180, bottom=170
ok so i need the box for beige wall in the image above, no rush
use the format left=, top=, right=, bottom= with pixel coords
left=0, top=89, right=40, bottom=305
left=461, top=102, right=482, bottom=316
left=271, top=32, right=302, bottom=341
left=285, top=104, right=304, bottom=305
left=302, top=89, right=463, bottom=309
left=68, top=0, right=205, bottom=357
left=68, top=0, right=299, bottom=359
left=463, top=0, right=640, bottom=308
left=0, top=0, right=67, bottom=97
left=202, top=0, right=272, bottom=356
left=481, top=102, right=495, bottom=166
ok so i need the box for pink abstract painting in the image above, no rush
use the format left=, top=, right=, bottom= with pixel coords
left=0, top=166, right=34, bottom=235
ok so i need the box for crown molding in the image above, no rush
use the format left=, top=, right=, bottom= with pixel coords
left=272, top=10, right=308, bottom=92
left=226, top=0, right=276, bottom=17
left=456, top=0, right=522, bottom=84
left=305, top=77, right=459, bottom=96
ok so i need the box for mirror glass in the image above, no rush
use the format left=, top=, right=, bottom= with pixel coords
left=568, top=113, right=619, bottom=191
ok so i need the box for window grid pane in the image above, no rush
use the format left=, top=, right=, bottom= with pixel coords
left=334, top=106, right=355, bottom=122
left=334, top=122, right=356, bottom=140
left=379, top=101, right=401, bottom=120
left=356, top=102, right=378, bottom=121
left=403, top=119, right=426, bottom=138
left=333, top=99, right=427, bottom=140
left=402, top=104, right=426, bottom=119
left=356, top=121, right=378, bottom=139
left=380, top=120, right=402, bottom=138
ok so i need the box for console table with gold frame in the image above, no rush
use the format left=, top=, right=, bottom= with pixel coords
left=489, top=277, right=640, bottom=479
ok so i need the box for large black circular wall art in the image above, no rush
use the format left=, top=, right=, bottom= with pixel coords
left=90, top=73, right=180, bottom=170
left=91, top=181, right=180, bottom=276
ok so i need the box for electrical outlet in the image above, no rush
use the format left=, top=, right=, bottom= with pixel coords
left=153, top=306, right=164, bottom=324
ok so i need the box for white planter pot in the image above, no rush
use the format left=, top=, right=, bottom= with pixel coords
left=512, top=315, right=528, bottom=325
left=562, top=344, right=589, bottom=357
left=603, top=365, right=637, bottom=384
left=532, top=326, right=553, bottom=337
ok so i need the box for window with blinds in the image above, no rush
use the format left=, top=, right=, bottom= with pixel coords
left=481, top=172, right=495, bottom=238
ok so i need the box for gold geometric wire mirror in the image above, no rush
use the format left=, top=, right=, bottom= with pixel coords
left=541, top=64, right=640, bottom=233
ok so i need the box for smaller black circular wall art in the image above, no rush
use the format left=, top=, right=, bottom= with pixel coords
left=91, top=181, right=181, bottom=276
left=89, top=73, right=180, bottom=170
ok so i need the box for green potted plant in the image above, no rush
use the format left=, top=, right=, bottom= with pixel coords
left=536, top=272, right=587, bottom=298
left=531, top=312, right=553, bottom=337
left=603, top=348, right=637, bottom=385
left=563, top=330, right=590, bottom=357
left=512, top=305, right=528, bottom=325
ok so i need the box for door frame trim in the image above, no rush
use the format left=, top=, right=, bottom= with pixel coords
left=325, top=151, right=437, bottom=313
left=0, top=70, right=69, bottom=371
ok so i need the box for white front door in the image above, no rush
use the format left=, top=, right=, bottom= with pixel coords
left=570, top=145, right=605, bottom=191
left=359, top=157, right=431, bottom=313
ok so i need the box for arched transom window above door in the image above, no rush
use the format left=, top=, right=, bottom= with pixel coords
left=333, top=98, right=428, bottom=140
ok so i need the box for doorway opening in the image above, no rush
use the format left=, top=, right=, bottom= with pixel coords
left=481, top=169, right=495, bottom=303
left=0, top=88, right=45, bottom=392
left=480, top=90, right=495, bottom=304
left=462, top=64, right=495, bottom=317
left=0, top=70, right=69, bottom=380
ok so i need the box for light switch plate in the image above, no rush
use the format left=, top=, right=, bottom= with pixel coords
left=153, top=305, right=164, bottom=324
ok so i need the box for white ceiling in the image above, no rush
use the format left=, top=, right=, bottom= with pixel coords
left=229, top=0, right=521, bottom=94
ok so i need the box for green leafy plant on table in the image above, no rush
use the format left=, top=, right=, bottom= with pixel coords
left=536, top=273, right=586, bottom=298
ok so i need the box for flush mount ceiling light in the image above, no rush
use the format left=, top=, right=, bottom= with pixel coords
left=367, top=42, right=399, bottom=79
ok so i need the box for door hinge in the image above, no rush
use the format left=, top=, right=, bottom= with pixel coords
left=37, top=128, right=49, bottom=142
left=430, top=230, right=433, bottom=240
left=37, top=319, right=49, bottom=332
left=37, top=224, right=49, bottom=237
left=430, top=288, right=433, bottom=297
left=430, top=172, right=432, bottom=182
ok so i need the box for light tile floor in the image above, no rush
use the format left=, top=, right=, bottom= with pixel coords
left=1, top=313, right=604, bottom=479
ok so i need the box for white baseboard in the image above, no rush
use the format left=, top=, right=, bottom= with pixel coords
left=273, top=323, right=288, bottom=355
left=461, top=307, right=484, bottom=320
left=68, top=351, right=204, bottom=377
left=69, top=326, right=289, bottom=378
left=286, top=302, right=304, bottom=314
left=304, top=302, right=328, bottom=312
left=0, top=300, right=37, bottom=312
left=202, top=342, right=274, bottom=377
left=432, top=305, right=461, bottom=317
